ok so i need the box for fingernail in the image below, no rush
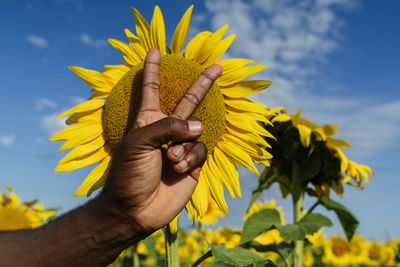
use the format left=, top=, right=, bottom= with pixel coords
left=177, top=160, right=188, bottom=171
left=170, top=145, right=184, bottom=158
left=188, top=121, right=203, bottom=132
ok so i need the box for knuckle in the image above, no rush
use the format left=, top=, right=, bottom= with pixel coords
left=182, top=93, right=201, bottom=106
left=142, top=81, right=160, bottom=90
left=201, top=71, right=215, bottom=82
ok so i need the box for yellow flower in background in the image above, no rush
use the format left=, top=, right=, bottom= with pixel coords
left=244, top=199, right=284, bottom=260
left=380, top=243, right=396, bottom=266
left=348, top=234, right=368, bottom=265
left=51, top=5, right=273, bottom=226
left=306, top=231, right=326, bottom=248
left=0, top=187, right=55, bottom=231
left=365, top=241, right=382, bottom=266
left=303, top=248, right=314, bottom=267
left=322, top=235, right=351, bottom=266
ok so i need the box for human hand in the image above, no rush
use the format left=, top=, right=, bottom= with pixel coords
left=101, top=49, right=223, bottom=235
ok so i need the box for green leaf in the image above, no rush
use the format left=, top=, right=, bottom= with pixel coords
left=277, top=213, right=332, bottom=241
left=210, top=244, right=278, bottom=267
left=242, top=241, right=293, bottom=259
left=319, top=195, right=359, bottom=240
left=247, top=168, right=276, bottom=212
left=240, top=209, right=282, bottom=245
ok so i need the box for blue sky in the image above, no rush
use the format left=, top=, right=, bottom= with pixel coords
left=1, top=0, right=399, bottom=241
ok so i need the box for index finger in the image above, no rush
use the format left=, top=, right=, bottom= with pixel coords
left=139, top=48, right=161, bottom=113
left=172, top=64, right=223, bottom=120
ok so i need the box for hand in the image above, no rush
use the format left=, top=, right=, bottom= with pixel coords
left=101, top=49, right=223, bottom=234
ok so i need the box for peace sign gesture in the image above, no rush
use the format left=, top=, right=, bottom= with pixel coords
left=102, top=48, right=223, bottom=234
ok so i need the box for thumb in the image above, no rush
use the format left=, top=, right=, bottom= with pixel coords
left=130, top=117, right=204, bottom=147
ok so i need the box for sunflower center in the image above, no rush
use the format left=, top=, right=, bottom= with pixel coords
left=103, top=54, right=226, bottom=153
left=331, top=239, right=349, bottom=256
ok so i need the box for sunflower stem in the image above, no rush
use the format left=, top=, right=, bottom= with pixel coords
left=292, top=161, right=304, bottom=267
left=132, top=245, right=140, bottom=267
left=165, top=225, right=179, bottom=267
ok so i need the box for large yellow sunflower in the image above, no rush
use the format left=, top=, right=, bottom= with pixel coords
left=0, top=187, right=55, bottom=231
left=51, top=5, right=273, bottom=223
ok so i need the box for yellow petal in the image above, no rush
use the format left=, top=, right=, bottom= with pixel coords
left=168, top=215, right=179, bottom=234
left=108, top=39, right=140, bottom=66
left=74, top=156, right=112, bottom=196
left=217, top=58, right=255, bottom=73
left=203, top=158, right=228, bottom=216
left=226, top=114, right=275, bottom=139
left=208, top=153, right=236, bottom=199
left=221, top=80, right=272, bottom=98
left=322, top=124, right=338, bottom=136
left=297, top=124, right=312, bottom=147
left=171, top=5, right=193, bottom=55
left=50, top=120, right=101, bottom=141
left=271, top=114, right=292, bottom=123
left=59, top=135, right=106, bottom=164
left=218, top=64, right=266, bottom=87
left=124, top=28, right=139, bottom=43
left=327, top=137, right=351, bottom=148
left=196, top=24, right=229, bottom=64
left=202, top=33, right=236, bottom=68
left=184, top=31, right=212, bottom=60
left=129, top=41, right=147, bottom=62
left=69, top=66, right=111, bottom=92
left=218, top=141, right=259, bottom=174
left=55, top=145, right=111, bottom=172
left=224, top=97, right=271, bottom=115
left=150, top=6, right=166, bottom=55
left=224, top=134, right=272, bottom=163
left=226, top=124, right=271, bottom=148
left=214, top=147, right=241, bottom=198
left=190, top=169, right=209, bottom=218
left=65, top=109, right=102, bottom=125
left=56, top=126, right=103, bottom=152
left=56, top=98, right=105, bottom=119
left=131, top=7, right=151, bottom=52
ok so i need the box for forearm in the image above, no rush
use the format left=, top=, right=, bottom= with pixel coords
left=0, top=196, right=145, bottom=267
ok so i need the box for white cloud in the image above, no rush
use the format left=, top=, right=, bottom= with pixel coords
left=0, top=134, right=15, bottom=146
left=71, top=96, right=86, bottom=105
left=41, top=113, right=67, bottom=135
left=26, top=34, right=48, bottom=48
left=193, top=0, right=400, bottom=159
left=80, top=33, right=107, bottom=48
left=34, top=98, right=58, bottom=110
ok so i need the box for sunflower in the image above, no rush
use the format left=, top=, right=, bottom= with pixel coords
left=322, top=235, right=351, bottom=266
left=0, top=187, right=55, bottom=231
left=51, top=5, right=273, bottom=225
left=267, top=107, right=374, bottom=197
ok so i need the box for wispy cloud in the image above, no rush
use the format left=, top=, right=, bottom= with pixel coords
left=194, top=0, right=400, bottom=158
left=80, top=33, right=107, bottom=48
left=34, top=98, right=58, bottom=110
left=41, top=114, right=67, bottom=136
left=0, top=134, right=15, bottom=146
left=26, top=34, right=48, bottom=48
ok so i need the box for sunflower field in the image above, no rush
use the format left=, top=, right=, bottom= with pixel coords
left=1, top=2, right=399, bottom=267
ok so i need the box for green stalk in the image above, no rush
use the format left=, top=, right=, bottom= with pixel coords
left=292, top=162, right=304, bottom=267
left=132, top=245, right=140, bottom=267
left=165, top=225, right=179, bottom=267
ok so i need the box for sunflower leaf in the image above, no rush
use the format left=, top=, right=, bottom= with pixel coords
left=319, top=195, right=359, bottom=240
left=277, top=213, right=332, bottom=241
left=210, top=244, right=278, bottom=267
left=240, top=209, right=282, bottom=245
